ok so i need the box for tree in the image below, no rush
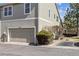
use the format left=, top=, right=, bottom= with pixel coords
left=70, top=3, right=79, bottom=35
left=63, top=4, right=77, bottom=34
left=64, top=3, right=79, bottom=35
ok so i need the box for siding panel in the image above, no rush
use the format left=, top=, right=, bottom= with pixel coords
left=0, top=3, right=38, bottom=20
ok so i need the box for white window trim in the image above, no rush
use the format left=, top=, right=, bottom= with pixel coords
left=3, top=5, right=13, bottom=17
left=24, top=3, right=31, bottom=15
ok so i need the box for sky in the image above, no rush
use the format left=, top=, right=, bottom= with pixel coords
left=57, top=3, right=70, bottom=22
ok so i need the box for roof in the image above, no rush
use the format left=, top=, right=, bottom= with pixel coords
left=0, top=3, right=9, bottom=6
left=0, top=3, right=18, bottom=7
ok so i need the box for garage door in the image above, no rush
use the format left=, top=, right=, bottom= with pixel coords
left=9, top=28, right=34, bottom=43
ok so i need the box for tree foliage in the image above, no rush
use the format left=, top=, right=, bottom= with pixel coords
left=63, top=3, right=77, bottom=31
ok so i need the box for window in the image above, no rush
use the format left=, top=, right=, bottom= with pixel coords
left=24, top=3, right=31, bottom=14
left=3, top=6, right=13, bottom=17
left=49, top=9, right=50, bottom=18
left=54, top=14, right=55, bottom=19
left=56, top=16, right=59, bottom=21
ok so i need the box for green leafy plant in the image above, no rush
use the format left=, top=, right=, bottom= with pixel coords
left=36, top=30, right=53, bottom=45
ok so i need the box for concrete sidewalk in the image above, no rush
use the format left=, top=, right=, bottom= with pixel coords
left=0, top=42, right=29, bottom=46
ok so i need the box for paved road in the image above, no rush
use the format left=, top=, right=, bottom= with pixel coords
left=0, top=44, right=79, bottom=56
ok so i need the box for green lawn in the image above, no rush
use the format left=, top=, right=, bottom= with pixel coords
left=66, top=37, right=79, bottom=42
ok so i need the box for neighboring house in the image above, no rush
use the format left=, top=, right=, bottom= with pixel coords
left=0, top=3, right=61, bottom=44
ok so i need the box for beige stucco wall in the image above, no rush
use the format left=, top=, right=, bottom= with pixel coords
left=0, top=3, right=38, bottom=21
left=1, top=18, right=36, bottom=37
left=0, top=3, right=60, bottom=37
left=38, top=3, right=60, bottom=32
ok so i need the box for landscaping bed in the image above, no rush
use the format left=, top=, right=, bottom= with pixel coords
left=67, top=37, right=79, bottom=42
left=57, top=37, right=79, bottom=47
left=63, top=33, right=77, bottom=37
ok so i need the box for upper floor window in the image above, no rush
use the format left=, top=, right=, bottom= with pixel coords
left=56, top=16, right=59, bottom=21
left=48, top=9, right=50, bottom=18
left=54, top=14, right=55, bottom=19
left=3, top=6, right=13, bottom=17
left=24, top=3, right=31, bottom=14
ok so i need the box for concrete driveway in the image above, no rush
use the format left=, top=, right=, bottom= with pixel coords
left=0, top=43, right=79, bottom=56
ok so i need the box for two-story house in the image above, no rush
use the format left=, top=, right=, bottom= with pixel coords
left=0, top=3, right=61, bottom=44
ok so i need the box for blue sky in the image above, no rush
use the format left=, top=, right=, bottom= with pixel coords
left=57, top=3, right=70, bottom=21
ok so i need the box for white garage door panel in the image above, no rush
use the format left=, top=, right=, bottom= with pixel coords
left=9, top=28, right=34, bottom=43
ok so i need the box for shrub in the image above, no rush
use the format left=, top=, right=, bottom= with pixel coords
left=36, top=30, right=53, bottom=45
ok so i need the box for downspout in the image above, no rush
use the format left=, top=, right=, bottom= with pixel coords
left=55, top=3, right=63, bottom=27
left=55, top=3, right=64, bottom=40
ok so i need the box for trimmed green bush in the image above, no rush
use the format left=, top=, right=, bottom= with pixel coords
left=36, top=30, right=53, bottom=45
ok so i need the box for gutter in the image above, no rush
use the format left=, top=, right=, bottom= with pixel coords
left=0, top=3, right=20, bottom=7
